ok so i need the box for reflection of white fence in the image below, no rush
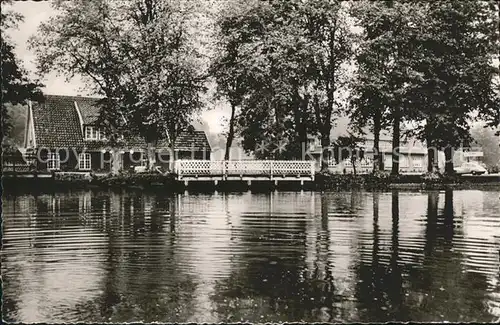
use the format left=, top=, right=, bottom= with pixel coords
left=174, top=160, right=315, bottom=181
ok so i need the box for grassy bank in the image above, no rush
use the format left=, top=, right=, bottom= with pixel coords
left=314, top=171, right=500, bottom=191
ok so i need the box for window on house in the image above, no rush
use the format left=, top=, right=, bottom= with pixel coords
left=85, top=126, right=97, bottom=140
left=85, top=126, right=105, bottom=140
left=78, top=153, right=91, bottom=170
left=47, top=152, right=60, bottom=170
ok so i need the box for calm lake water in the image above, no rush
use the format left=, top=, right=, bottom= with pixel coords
left=2, top=189, right=500, bottom=323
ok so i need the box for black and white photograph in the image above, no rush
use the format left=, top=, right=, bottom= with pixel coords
left=1, top=0, right=500, bottom=323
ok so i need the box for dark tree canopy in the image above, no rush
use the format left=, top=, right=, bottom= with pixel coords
left=31, top=0, right=207, bottom=147
left=1, top=2, right=42, bottom=147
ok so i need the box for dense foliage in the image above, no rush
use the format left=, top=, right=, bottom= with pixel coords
left=18, top=0, right=500, bottom=175
left=1, top=1, right=42, bottom=149
left=31, top=0, right=207, bottom=148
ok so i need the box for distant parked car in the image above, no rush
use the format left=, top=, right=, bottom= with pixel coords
left=454, top=162, right=488, bottom=175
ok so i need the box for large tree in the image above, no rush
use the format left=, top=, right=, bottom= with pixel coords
left=350, top=0, right=425, bottom=175
left=31, top=0, right=207, bottom=166
left=1, top=1, right=42, bottom=150
left=300, top=0, right=354, bottom=171
left=410, top=0, right=499, bottom=174
left=219, top=0, right=353, bottom=168
left=210, top=0, right=314, bottom=160
left=210, top=0, right=262, bottom=160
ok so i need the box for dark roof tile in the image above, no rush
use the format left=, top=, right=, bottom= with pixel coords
left=32, top=95, right=84, bottom=148
left=174, top=130, right=211, bottom=151
left=76, top=96, right=102, bottom=124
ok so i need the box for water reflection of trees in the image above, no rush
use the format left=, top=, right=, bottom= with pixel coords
left=3, top=189, right=499, bottom=323
left=405, top=190, right=491, bottom=322
left=209, top=193, right=312, bottom=322
left=3, top=190, right=199, bottom=323
left=353, top=190, right=494, bottom=323
left=90, top=192, right=199, bottom=323
left=353, top=191, right=407, bottom=322
left=209, top=191, right=365, bottom=323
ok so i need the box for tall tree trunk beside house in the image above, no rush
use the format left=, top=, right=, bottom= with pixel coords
left=147, top=142, right=156, bottom=171
left=224, top=102, right=237, bottom=161
left=427, top=149, right=435, bottom=173
left=320, top=129, right=332, bottom=172
left=351, top=154, right=357, bottom=176
left=169, top=141, right=176, bottom=172
left=391, top=107, right=401, bottom=175
left=426, top=133, right=437, bottom=173
left=373, top=112, right=382, bottom=171
left=292, top=87, right=312, bottom=161
left=444, top=146, right=454, bottom=175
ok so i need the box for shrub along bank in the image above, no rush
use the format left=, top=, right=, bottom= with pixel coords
left=3, top=171, right=499, bottom=192
left=90, top=172, right=177, bottom=189
left=315, top=171, right=500, bottom=191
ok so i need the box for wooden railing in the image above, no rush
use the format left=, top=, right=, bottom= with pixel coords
left=2, top=154, right=36, bottom=173
left=174, top=160, right=315, bottom=179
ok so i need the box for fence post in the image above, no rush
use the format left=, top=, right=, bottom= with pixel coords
left=311, top=161, right=315, bottom=180
left=270, top=160, right=274, bottom=180
left=177, top=161, right=181, bottom=180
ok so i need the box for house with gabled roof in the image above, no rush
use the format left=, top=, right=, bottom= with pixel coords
left=23, top=94, right=211, bottom=174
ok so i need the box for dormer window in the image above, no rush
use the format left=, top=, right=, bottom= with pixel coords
left=84, top=126, right=106, bottom=141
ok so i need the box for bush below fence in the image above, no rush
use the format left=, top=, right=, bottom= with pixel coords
left=90, top=172, right=176, bottom=188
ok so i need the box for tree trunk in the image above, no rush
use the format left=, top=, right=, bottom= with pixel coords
left=292, top=87, right=309, bottom=160
left=320, top=132, right=331, bottom=172
left=373, top=113, right=382, bottom=172
left=147, top=142, right=156, bottom=171
left=169, top=142, right=176, bottom=172
left=391, top=109, right=401, bottom=175
left=224, top=102, right=237, bottom=161
left=426, top=134, right=436, bottom=173
left=297, top=96, right=309, bottom=160
left=444, top=146, right=454, bottom=175
left=351, top=156, right=357, bottom=175
left=427, top=149, right=435, bottom=173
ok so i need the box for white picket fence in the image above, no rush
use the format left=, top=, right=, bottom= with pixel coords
left=174, top=160, right=315, bottom=179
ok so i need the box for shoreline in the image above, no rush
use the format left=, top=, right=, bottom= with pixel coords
left=2, top=172, right=499, bottom=193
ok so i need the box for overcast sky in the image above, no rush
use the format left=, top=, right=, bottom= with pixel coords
left=6, top=2, right=85, bottom=95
